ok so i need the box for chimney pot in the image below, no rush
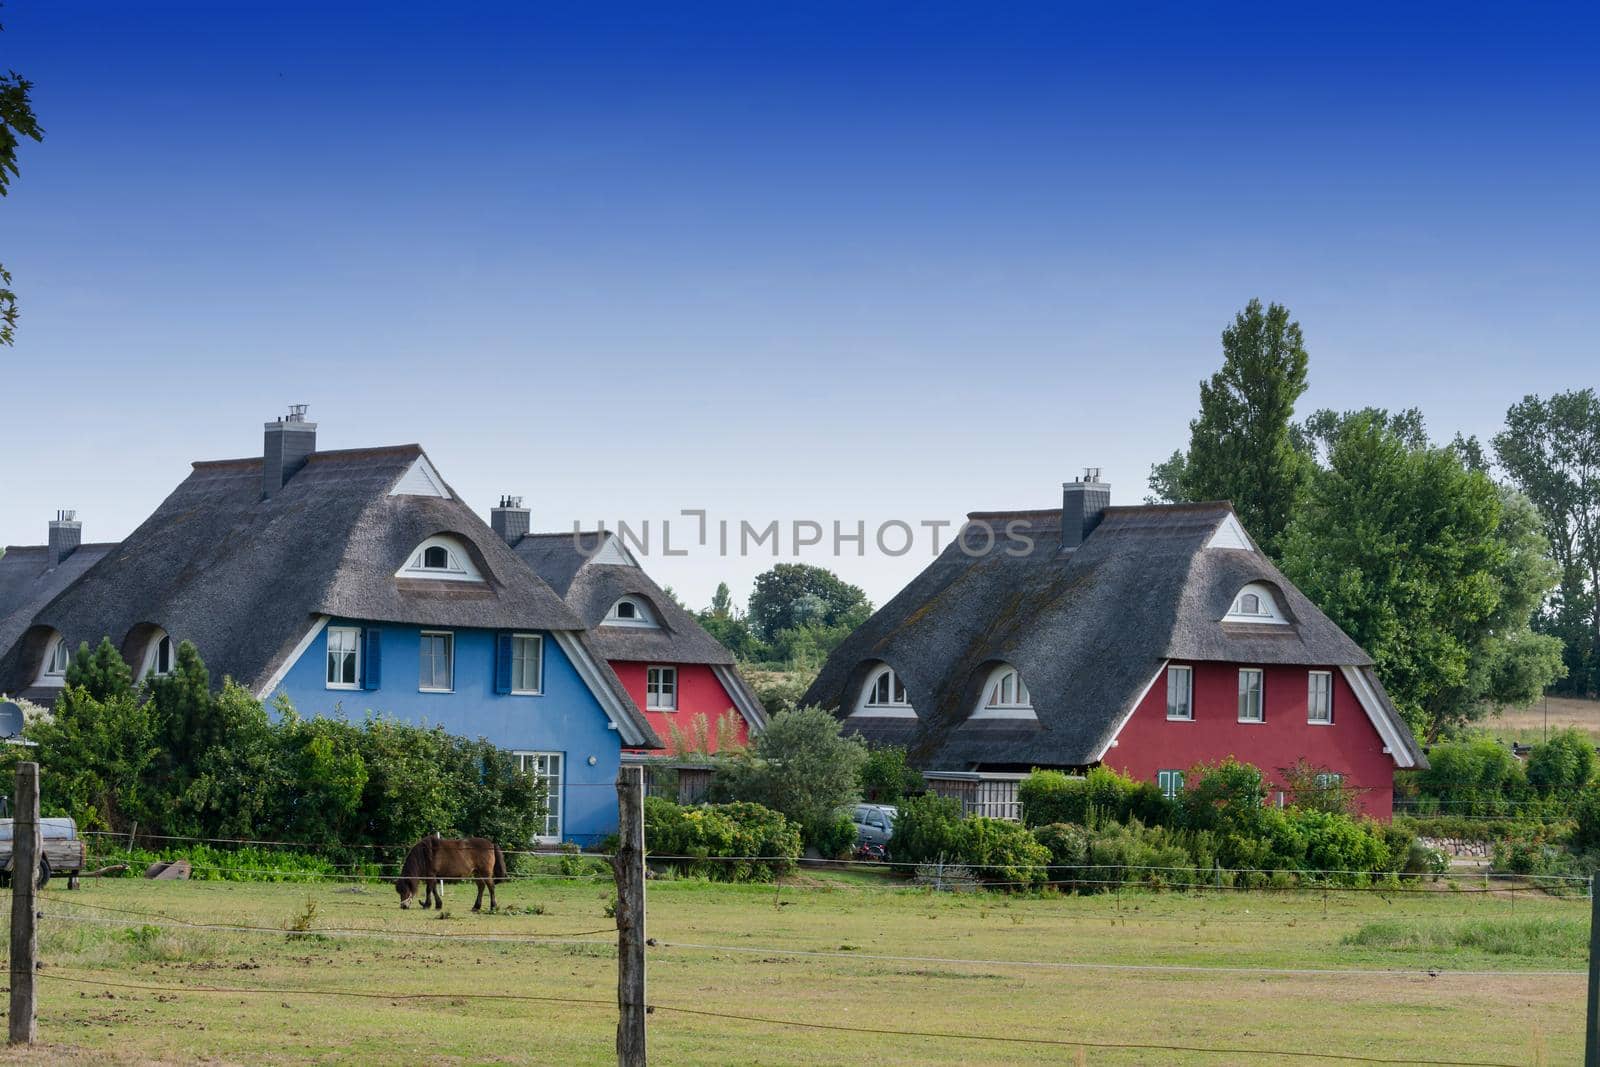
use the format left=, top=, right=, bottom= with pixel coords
left=262, top=405, right=318, bottom=499
left=1061, top=468, right=1110, bottom=551
left=47, top=510, right=83, bottom=567
left=490, top=494, right=531, bottom=545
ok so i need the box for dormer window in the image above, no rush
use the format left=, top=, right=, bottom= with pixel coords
left=34, top=632, right=71, bottom=686
left=142, top=632, right=175, bottom=678
left=396, top=535, right=484, bottom=582
left=851, top=665, right=915, bottom=718
left=604, top=597, right=658, bottom=628
left=973, top=664, right=1038, bottom=720
left=1223, top=582, right=1289, bottom=625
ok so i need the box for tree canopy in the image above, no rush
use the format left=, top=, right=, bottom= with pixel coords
left=0, top=19, right=43, bottom=346
left=1493, top=388, right=1600, bottom=696
left=1280, top=410, right=1564, bottom=740
left=1148, top=299, right=1312, bottom=557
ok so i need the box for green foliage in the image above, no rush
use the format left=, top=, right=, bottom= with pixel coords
left=1393, top=813, right=1571, bottom=844
left=1574, top=788, right=1600, bottom=852
left=887, top=792, right=968, bottom=866
left=666, top=710, right=746, bottom=759
left=1018, top=767, right=1172, bottom=829
left=1414, top=738, right=1527, bottom=815
left=1525, top=728, right=1597, bottom=794
left=1018, top=769, right=1088, bottom=827
left=1281, top=410, right=1564, bottom=740
left=807, top=811, right=858, bottom=859
left=65, top=637, right=134, bottom=702
left=641, top=796, right=801, bottom=881
left=747, top=564, right=871, bottom=642
left=1494, top=388, right=1600, bottom=697
left=21, top=645, right=548, bottom=857
left=87, top=843, right=363, bottom=883
left=1278, top=759, right=1356, bottom=816
left=0, top=33, right=43, bottom=346
left=1342, top=917, right=1587, bottom=958
left=859, top=746, right=923, bottom=804
left=1176, top=759, right=1266, bottom=834
left=744, top=671, right=812, bottom=718
left=1150, top=299, right=1312, bottom=557
left=1031, top=822, right=1088, bottom=869
left=711, top=706, right=866, bottom=850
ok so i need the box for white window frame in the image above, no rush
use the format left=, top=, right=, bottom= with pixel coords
left=604, top=597, right=658, bottom=629
left=419, top=630, right=455, bottom=693
left=511, top=633, right=544, bottom=696
left=851, top=665, right=915, bottom=718
left=1223, top=582, right=1289, bottom=625
left=395, top=535, right=484, bottom=582
left=1157, top=769, right=1185, bottom=799
left=1307, top=670, right=1333, bottom=725
left=325, top=626, right=361, bottom=690
left=515, top=751, right=564, bottom=842
left=646, top=665, right=678, bottom=711
left=143, top=632, right=175, bottom=678
left=1165, top=665, right=1193, bottom=721
left=973, top=664, right=1037, bottom=721
left=1237, top=668, right=1264, bottom=723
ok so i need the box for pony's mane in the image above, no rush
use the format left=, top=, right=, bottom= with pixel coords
left=398, top=836, right=436, bottom=879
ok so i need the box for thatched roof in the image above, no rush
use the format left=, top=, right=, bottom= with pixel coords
left=0, top=542, right=118, bottom=700
left=802, top=502, right=1423, bottom=770
left=0, top=446, right=659, bottom=746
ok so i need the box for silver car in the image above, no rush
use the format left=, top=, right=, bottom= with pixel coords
left=851, top=804, right=897, bottom=847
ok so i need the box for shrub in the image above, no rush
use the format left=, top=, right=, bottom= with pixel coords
left=859, top=746, right=924, bottom=804
left=1292, top=809, right=1393, bottom=878
left=1032, top=822, right=1088, bottom=885
left=1526, top=728, right=1598, bottom=795
left=888, top=793, right=967, bottom=866
left=1018, top=770, right=1087, bottom=827
left=1575, top=787, right=1600, bottom=852
left=1415, top=738, right=1526, bottom=815
left=1178, top=759, right=1267, bottom=834
left=807, top=811, right=858, bottom=859
left=711, top=707, right=867, bottom=849
left=642, top=797, right=800, bottom=881
left=962, top=818, right=1051, bottom=889
left=1082, top=820, right=1203, bottom=891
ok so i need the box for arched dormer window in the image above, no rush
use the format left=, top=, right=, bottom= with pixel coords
left=1223, top=582, right=1288, bottom=625
left=396, top=535, right=484, bottom=582
left=32, top=630, right=71, bottom=687
left=141, top=630, right=174, bottom=678
left=850, top=664, right=915, bottom=718
left=973, top=664, right=1037, bottom=720
left=604, top=596, right=658, bottom=628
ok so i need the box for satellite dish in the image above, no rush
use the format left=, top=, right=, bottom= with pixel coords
left=0, top=702, right=24, bottom=740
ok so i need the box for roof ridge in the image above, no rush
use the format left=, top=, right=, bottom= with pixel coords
left=192, top=443, right=423, bottom=470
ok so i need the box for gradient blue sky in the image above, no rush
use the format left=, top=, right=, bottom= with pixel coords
left=3, top=2, right=1597, bottom=608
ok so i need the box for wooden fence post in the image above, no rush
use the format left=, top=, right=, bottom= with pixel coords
left=9, top=761, right=39, bottom=1045
left=1586, top=872, right=1599, bottom=1067
left=613, top=764, right=647, bottom=1067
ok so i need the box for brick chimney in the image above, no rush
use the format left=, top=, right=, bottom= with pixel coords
left=262, top=404, right=317, bottom=499
left=1061, top=468, right=1110, bottom=550
left=490, top=495, right=530, bottom=545
left=47, top=510, right=82, bottom=567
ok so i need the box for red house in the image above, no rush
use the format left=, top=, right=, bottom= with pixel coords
left=803, top=473, right=1423, bottom=820
left=492, top=499, right=766, bottom=755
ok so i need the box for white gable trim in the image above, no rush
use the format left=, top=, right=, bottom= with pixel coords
left=1206, top=513, right=1253, bottom=551
left=1339, top=665, right=1415, bottom=769
left=711, top=663, right=770, bottom=732
left=256, top=615, right=331, bottom=700
left=589, top=533, right=638, bottom=567
left=390, top=456, right=451, bottom=498
left=549, top=630, right=652, bottom=746
left=1090, top=660, right=1167, bottom=763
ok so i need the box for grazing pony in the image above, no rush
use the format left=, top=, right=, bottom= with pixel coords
left=395, top=835, right=507, bottom=911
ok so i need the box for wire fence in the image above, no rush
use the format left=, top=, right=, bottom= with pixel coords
left=20, top=809, right=1594, bottom=1063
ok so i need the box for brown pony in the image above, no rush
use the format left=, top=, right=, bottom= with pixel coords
left=395, top=835, right=507, bottom=911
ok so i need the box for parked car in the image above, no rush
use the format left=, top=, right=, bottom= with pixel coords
left=0, top=816, right=87, bottom=889
left=851, top=804, right=897, bottom=848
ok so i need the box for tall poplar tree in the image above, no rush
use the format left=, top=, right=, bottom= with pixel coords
left=1148, top=299, right=1312, bottom=557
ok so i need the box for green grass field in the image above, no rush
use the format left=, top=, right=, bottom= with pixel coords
left=0, top=868, right=1586, bottom=1065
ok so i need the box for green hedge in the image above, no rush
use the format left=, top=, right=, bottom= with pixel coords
left=641, top=797, right=801, bottom=881
left=888, top=793, right=1050, bottom=889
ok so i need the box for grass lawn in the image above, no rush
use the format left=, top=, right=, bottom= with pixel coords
left=1482, top=695, right=1600, bottom=745
left=0, top=869, right=1586, bottom=1065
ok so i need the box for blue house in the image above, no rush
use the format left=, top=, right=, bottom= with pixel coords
left=0, top=408, right=660, bottom=845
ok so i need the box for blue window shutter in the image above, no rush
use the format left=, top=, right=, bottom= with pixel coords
left=494, top=632, right=513, bottom=694
left=362, top=628, right=381, bottom=690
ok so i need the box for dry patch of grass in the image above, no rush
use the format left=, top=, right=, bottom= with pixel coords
left=1487, top=694, right=1600, bottom=742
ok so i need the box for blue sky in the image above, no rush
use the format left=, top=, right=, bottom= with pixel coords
left=3, top=2, right=1597, bottom=607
